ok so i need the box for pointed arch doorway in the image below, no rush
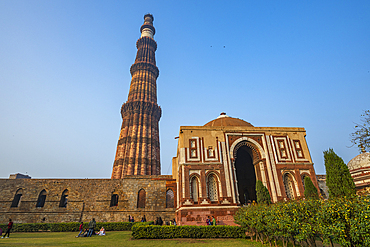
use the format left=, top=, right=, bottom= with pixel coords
left=234, top=143, right=257, bottom=204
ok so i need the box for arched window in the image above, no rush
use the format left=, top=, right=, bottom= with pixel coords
left=190, top=176, right=199, bottom=202
left=283, top=173, right=295, bottom=200
left=166, top=189, right=174, bottom=208
left=207, top=174, right=218, bottom=202
left=59, top=189, right=68, bottom=208
left=137, top=189, right=146, bottom=208
left=11, top=188, right=23, bottom=208
left=36, top=189, right=47, bottom=208
left=110, top=193, right=119, bottom=207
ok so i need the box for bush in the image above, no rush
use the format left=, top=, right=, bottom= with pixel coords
left=324, top=148, right=356, bottom=198
left=132, top=225, right=245, bottom=239
left=304, top=176, right=319, bottom=199
left=235, top=196, right=370, bottom=247
left=0, top=221, right=153, bottom=232
left=256, top=180, right=271, bottom=205
left=318, top=196, right=370, bottom=247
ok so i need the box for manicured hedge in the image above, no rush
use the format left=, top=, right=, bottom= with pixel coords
left=132, top=225, right=245, bottom=239
left=234, top=196, right=370, bottom=247
left=0, top=221, right=153, bottom=232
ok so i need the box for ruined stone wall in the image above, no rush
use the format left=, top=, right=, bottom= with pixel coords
left=0, top=176, right=175, bottom=224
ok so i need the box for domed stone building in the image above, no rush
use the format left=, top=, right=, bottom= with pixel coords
left=172, top=113, right=319, bottom=225
left=348, top=151, right=370, bottom=195
left=0, top=15, right=320, bottom=226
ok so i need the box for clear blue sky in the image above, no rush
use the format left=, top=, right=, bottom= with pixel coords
left=0, top=1, right=369, bottom=178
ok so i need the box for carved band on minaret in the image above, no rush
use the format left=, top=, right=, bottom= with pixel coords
left=111, top=14, right=161, bottom=178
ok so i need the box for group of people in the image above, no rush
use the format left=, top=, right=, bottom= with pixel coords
left=76, top=218, right=105, bottom=237
left=205, top=216, right=217, bottom=226
left=0, top=219, right=13, bottom=239
left=128, top=215, right=136, bottom=222
left=1, top=215, right=184, bottom=239
left=153, top=217, right=176, bottom=226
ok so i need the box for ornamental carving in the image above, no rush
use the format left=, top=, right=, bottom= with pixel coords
left=136, top=36, right=157, bottom=50
left=130, top=62, right=159, bottom=78
left=121, top=101, right=161, bottom=120
left=233, top=141, right=261, bottom=164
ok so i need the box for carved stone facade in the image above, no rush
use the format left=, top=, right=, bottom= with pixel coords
left=111, top=14, right=161, bottom=178
left=172, top=113, right=319, bottom=225
left=0, top=176, right=176, bottom=224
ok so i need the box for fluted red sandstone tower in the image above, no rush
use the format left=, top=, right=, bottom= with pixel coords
left=111, top=14, right=161, bottom=178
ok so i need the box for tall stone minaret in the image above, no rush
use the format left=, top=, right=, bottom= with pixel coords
left=111, top=14, right=161, bottom=178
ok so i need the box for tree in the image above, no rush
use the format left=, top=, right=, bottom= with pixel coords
left=351, top=110, right=370, bottom=153
left=256, top=180, right=271, bottom=205
left=304, top=176, right=319, bottom=199
left=323, top=148, right=356, bottom=198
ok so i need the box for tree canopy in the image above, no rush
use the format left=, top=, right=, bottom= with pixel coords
left=303, top=176, right=319, bottom=199
left=324, top=148, right=356, bottom=198
left=351, top=110, right=370, bottom=153
left=256, top=180, right=271, bottom=205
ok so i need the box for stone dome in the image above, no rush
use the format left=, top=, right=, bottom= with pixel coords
left=347, top=152, right=370, bottom=171
left=204, top=113, right=254, bottom=127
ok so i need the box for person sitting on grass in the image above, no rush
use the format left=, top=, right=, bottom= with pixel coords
left=82, top=228, right=89, bottom=237
left=97, top=227, right=105, bottom=236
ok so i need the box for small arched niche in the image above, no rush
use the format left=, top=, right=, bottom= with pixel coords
left=59, top=189, right=69, bottom=208
left=166, top=189, right=174, bottom=208
left=283, top=173, right=295, bottom=200
left=110, top=192, right=119, bottom=207
left=36, top=189, right=47, bottom=208
left=137, top=189, right=146, bottom=208
left=207, top=173, right=219, bottom=202
left=11, top=188, right=23, bottom=208
left=189, top=176, right=199, bottom=203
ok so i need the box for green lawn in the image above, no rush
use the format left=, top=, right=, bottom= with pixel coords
left=0, top=231, right=267, bottom=247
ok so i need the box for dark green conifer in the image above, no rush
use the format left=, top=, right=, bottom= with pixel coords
left=304, top=176, right=319, bottom=199
left=323, top=148, right=356, bottom=198
left=256, top=180, right=271, bottom=205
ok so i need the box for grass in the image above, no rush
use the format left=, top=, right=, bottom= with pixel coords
left=0, top=231, right=268, bottom=247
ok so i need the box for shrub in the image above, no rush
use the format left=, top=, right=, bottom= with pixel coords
left=235, top=196, right=370, bottom=247
left=256, top=180, right=271, bottom=205
left=324, top=148, right=356, bottom=198
left=0, top=221, right=153, bottom=232
left=318, top=196, right=370, bottom=247
left=304, top=176, right=319, bottom=200
left=132, top=225, right=245, bottom=239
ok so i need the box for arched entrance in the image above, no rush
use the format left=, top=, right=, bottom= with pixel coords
left=234, top=144, right=257, bottom=204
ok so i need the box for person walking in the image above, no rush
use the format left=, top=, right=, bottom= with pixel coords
left=87, top=218, right=96, bottom=237
left=76, top=222, right=84, bottom=237
left=158, top=217, right=163, bottom=226
left=212, top=216, right=216, bottom=226
left=2, top=219, right=13, bottom=238
left=206, top=216, right=211, bottom=226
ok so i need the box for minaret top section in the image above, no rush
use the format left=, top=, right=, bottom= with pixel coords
left=140, top=14, right=156, bottom=38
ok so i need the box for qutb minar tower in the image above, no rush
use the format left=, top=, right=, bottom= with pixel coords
left=111, top=14, right=161, bottom=178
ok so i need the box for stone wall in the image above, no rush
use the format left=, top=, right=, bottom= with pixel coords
left=0, top=176, right=176, bottom=224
